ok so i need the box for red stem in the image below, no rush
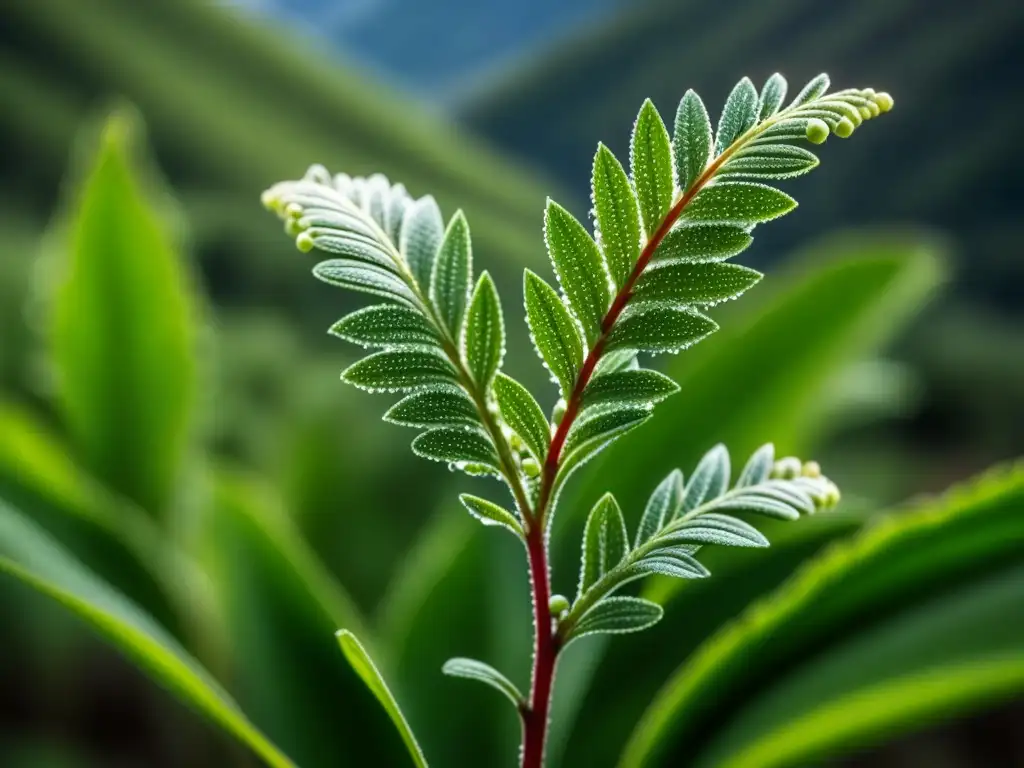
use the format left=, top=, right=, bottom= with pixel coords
left=522, top=525, right=558, bottom=768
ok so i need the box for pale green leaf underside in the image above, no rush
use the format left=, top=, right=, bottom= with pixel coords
left=635, top=471, right=683, bottom=547
left=337, top=630, right=428, bottom=768
left=758, top=73, right=788, bottom=120
left=570, top=596, right=664, bottom=642
left=715, top=77, right=759, bottom=156
left=442, top=657, right=525, bottom=708
left=400, top=195, right=444, bottom=291
left=314, top=260, right=418, bottom=306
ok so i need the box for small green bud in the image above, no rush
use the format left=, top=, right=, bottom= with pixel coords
left=771, top=456, right=802, bottom=480
left=861, top=87, right=877, bottom=98
left=522, top=457, right=541, bottom=478
left=874, top=92, right=894, bottom=113
left=260, top=190, right=278, bottom=210
left=296, top=232, right=315, bottom=253
left=285, top=217, right=304, bottom=237
left=549, top=595, right=570, bottom=617
left=509, top=433, right=523, bottom=452
left=835, top=117, right=855, bottom=138
left=285, top=202, right=303, bottom=218
left=805, top=118, right=829, bottom=144
left=801, top=460, right=822, bottom=479
left=551, top=399, right=567, bottom=424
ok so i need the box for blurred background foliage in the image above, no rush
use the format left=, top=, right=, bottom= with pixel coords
left=0, top=0, right=1021, bottom=766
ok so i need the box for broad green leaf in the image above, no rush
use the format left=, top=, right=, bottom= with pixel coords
left=630, top=99, right=675, bottom=235
left=545, top=200, right=612, bottom=343
left=400, top=195, right=444, bottom=291
left=579, top=494, right=629, bottom=595
left=558, top=407, right=652, bottom=489
left=680, top=444, right=730, bottom=514
left=758, top=73, right=788, bottom=120
left=607, top=305, right=718, bottom=353
left=342, top=349, right=457, bottom=393
left=411, top=427, right=499, bottom=469
left=593, top=143, right=642, bottom=289
left=0, top=497, right=295, bottom=768
left=330, top=304, right=439, bottom=349
left=660, top=513, right=769, bottom=548
left=736, top=444, right=775, bottom=487
left=720, top=146, right=819, bottom=181
left=673, top=90, right=712, bottom=193
left=790, top=72, right=830, bottom=107
left=715, top=77, right=759, bottom=155
left=384, top=387, right=480, bottom=429
left=461, top=272, right=504, bottom=389
left=621, top=462, right=1024, bottom=768
left=569, top=597, right=663, bottom=643
left=524, top=270, right=585, bottom=395
left=442, top=657, right=525, bottom=708
left=631, top=548, right=709, bottom=580
left=682, top=182, right=796, bottom=227
left=633, top=262, right=763, bottom=306
left=313, top=260, right=418, bottom=306
left=430, top=211, right=472, bottom=336
left=50, top=111, right=196, bottom=518
left=459, top=494, right=524, bottom=538
left=300, top=229, right=397, bottom=273
left=385, top=183, right=410, bottom=245
left=594, top=349, right=640, bottom=376
left=337, top=630, right=428, bottom=768
left=652, top=224, right=753, bottom=264
left=493, top=373, right=550, bottom=463
left=582, top=369, right=679, bottom=408
left=635, top=471, right=683, bottom=547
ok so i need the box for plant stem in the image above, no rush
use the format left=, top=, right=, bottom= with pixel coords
left=522, top=523, right=557, bottom=768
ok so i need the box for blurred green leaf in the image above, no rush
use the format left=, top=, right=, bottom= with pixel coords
left=0, top=496, right=295, bottom=768
left=621, top=461, right=1024, bottom=767
left=49, top=110, right=198, bottom=518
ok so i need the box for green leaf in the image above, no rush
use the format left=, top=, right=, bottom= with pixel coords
left=635, top=470, right=684, bottom=547
left=342, top=349, right=457, bottom=393
left=544, top=200, right=612, bottom=343
left=493, top=373, right=550, bottom=463
left=607, top=305, right=718, bottom=353
left=680, top=444, right=730, bottom=514
left=300, top=229, right=398, bottom=273
left=631, top=548, right=709, bottom=580
left=442, top=657, right=525, bottom=708
left=49, top=111, right=196, bottom=517
left=736, top=444, right=775, bottom=487
left=582, top=369, right=679, bottom=409
left=682, top=182, right=796, bottom=227
left=412, top=427, right=498, bottom=469
left=337, top=630, right=429, bottom=768
left=653, top=224, right=753, bottom=265
left=673, top=89, right=713, bottom=193
left=593, top=143, right=642, bottom=289
left=0, top=497, right=295, bottom=768
left=630, top=99, right=675, bottom=236
left=330, top=304, right=439, bottom=348
left=459, top=494, right=524, bottom=538
left=430, top=210, right=472, bottom=336
left=720, top=146, right=819, bottom=181
left=659, top=513, right=769, bottom=548
left=313, top=260, right=418, bottom=306
left=758, top=73, right=788, bottom=120
left=400, top=195, right=444, bottom=291
left=594, top=349, right=640, bottom=376
left=386, top=184, right=410, bottom=245
left=633, top=262, right=763, bottom=306
left=558, top=406, right=651, bottom=488
left=461, top=272, right=504, bottom=389
left=384, top=387, right=480, bottom=429
left=620, top=462, right=1024, bottom=768
left=579, top=493, right=629, bottom=595
left=569, top=596, right=663, bottom=642
left=715, top=77, right=759, bottom=155
left=524, top=270, right=585, bottom=395
left=790, top=72, right=830, bottom=107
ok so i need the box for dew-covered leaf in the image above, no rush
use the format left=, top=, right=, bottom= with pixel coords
left=673, top=89, right=713, bottom=193
left=313, top=260, right=418, bottom=306
left=384, top=386, right=480, bottom=429
left=412, top=427, right=498, bottom=470
left=582, top=369, right=679, bottom=408
left=442, top=657, right=525, bottom=708
left=330, top=305, right=439, bottom=349
left=300, top=229, right=398, bottom=273
left=758, top=73, right=788, bottom=120
left=579, top=493, right=629, bottom=595
left=720, top=146, right=819, bottom=180
left=594, top=349, right=639, bottom=376
left=458, top=494, right=524, bottom=538
left=524, top=270, right=585, bottom=396
left=632, top=547, right=710, bottom=580
left=385, top=184, right=410, bottom=245
left=342, top=349, right=457, bottom=393
left=736, top=443, right=775, bottom=487
left=631, top=99, right=675, bottom=236
left=635, top=470, right=684, bottom=547
left=607, top=305, right=718, bottom=353
left=652, top=224, right=753, bottom=264
left=400, top=195, right=445, bottom=291
left=660, top=513, right=769, bottom=548
left=461, top=272, right=504, bottom=389
left=790, top=72, right=830, bottom=107
left=593, top=144, right=642, bottom=289
left=713, top=494, right=800, bottom=520
left=493, top=373, right=549, bottom=463
left=715, top=77, right=759, bottom=155
left=680, top=444, right=731, bottom=514
left=682, top=182, right=796, bottom=227
left=430, top=211, right=472, bottom=336
left=557, top=407, right=651, bottom=487
left=569, top=596, right=663, bottom=642
left=633, top=262, right=762, bottom=307
left=545, top=200, right=612, bottom=343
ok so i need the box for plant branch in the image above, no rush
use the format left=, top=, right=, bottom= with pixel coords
left=522, top=523, right=558, bottom=768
